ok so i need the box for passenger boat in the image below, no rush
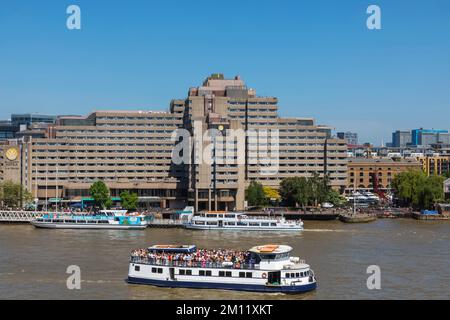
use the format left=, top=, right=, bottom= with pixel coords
left=30, top=210, right=148, bottom=229
left=127, top=244, right=317, bottom=293
left=181, top=210, right=303, bottom=231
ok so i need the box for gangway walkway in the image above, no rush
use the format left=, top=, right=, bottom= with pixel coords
left=0, top=211, right=39, bottom=223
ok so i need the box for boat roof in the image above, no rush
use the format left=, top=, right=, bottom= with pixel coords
left=248, top=244, right=292, bottom=254
left=147, top=244, right=197, bottom=253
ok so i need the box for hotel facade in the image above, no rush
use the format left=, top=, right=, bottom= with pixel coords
left=1, top=74, right=348, bottom=211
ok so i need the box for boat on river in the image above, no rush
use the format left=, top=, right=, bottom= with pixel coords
left=181, top=210, right=303, bottom=231
left=30, top=210, right=148, bottom=229
left=127, top=244, right=317, bottom=293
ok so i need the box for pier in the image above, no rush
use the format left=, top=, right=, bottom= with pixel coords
left=147, top=219, right=185, bottom=228
left=0, top=211, right=39, bottom=223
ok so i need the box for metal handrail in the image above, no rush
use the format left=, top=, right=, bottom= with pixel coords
left=130, top=256, right=259, bottom=270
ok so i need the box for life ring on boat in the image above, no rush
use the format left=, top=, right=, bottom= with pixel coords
left=262, top=272, right=267, bottom=279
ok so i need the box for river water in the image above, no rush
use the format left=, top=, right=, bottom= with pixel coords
left=0, top=220, right=449, bottom=300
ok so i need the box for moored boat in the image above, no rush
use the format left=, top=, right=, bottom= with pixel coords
left=127, top=244, right=317, bottom=293
left=30, top=210, right=148, bottom=229
left=181, top=209, right=303, bottom=231
left=338, top=213, right=377, bottom=223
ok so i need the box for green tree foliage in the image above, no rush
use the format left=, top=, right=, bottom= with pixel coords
left=246, top=181, right=267, bottom=207
left=392, top=170, right=444, bottom=209
left=0, top=180, right=33, bottom=208
left=89, top=180, right=112, bottom=210
left=120, top=190, right=139, bottom=211
left=326, top=189, right=345, bottom=206
left=280, top=175, right=337, bottom=209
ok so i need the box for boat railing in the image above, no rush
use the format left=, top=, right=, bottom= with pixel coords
left=130, top=256, right=259, bottom=270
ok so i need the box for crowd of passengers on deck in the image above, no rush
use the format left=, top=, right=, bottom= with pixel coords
left=131, top=248, right=253, bottom=268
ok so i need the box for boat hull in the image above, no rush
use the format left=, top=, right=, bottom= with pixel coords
left=31, top=221, right=147, bottom=230
left=338, top=215, right=376, bottom=223
left=184, top=225, right=303, bottom=231
left=127, top=276, right=316, bottom=293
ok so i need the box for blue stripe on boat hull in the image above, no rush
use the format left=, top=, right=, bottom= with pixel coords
left=127, top=277, right=317, bottom=294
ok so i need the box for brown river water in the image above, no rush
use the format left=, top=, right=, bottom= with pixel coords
left=0, top=219, right=449, bottom=300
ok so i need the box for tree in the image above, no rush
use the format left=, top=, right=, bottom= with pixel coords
left=308, top=173, right=329, bottom=207
left=0, top=181, right=33, bottom=208
left=263, top=186, right=281, bottom=204
left=89, top=180, right=112, bottom=210
left=392, top=170, right=444, bottom=210
left=279, top=177, right=299, bottom=207
left=280, top=177, right=311, bottom=210
left=246, top=181, right=267, bottom=207
left=326, top=189, right=345, bottom=206
left=280, top=175, right=341, bottom=209
left=120, top=191, right=139, bottom=211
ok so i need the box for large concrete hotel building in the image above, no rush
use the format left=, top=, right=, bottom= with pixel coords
left=0, top=74, right=347, bottom=211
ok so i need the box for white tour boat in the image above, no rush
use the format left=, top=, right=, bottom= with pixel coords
left=127, top=244, right=317, bottom=293
left=30, top=210, right=148, bottom=229
left=180, top=209, right=303, bottom=231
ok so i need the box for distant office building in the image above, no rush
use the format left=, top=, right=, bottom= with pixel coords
left=412, top=128, right=449, bottom=147
left=0, top=121, right=20, bottom=141
left=11, top=114, right=56, bottom=127
left=392, top=130, right=412, bottom=148
left=337, top=132, right=358, bottom=145
left=417, top=155, right=450, bottom=176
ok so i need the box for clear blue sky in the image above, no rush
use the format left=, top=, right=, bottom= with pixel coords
left=1, top=0, right=449, bottom=144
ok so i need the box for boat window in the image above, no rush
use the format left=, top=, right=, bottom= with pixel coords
left=206, top=222, right=217, bottom=226
left=226, top=271, right=232, bottom=277
left=206, top=270, right=212, bottom=276
left=134, top=266, right=140, bottom=272
left=194, top=221, right=205, bottom=225
left=225, top=214, right=235, bottom=218
left=186, top=270, right=192, bottom=276
left=226, top=222, right=236, bottom=226
left=237, top=222, right=247, bottom=226
left=219, top=271, right=225, bottom=277
left=296, top=273, right=300, bottom=277
left=157, top=268, right=163, bottom=274
left=286, top=273, right=290, bottom=278
left=261, top=223, right=269, bottom=226
left=199, top=270, right=205, bottom=276
left=152, top=267, right=157, bottom=273
left=239, top=272, right=245, bottom=278
left=270, top=223, right=276, bottom=226
left=179, top=269, right=186, bottom=275
left=245, top=272, right=252, bottom=278
left=249, top=222, right=260, bottom=227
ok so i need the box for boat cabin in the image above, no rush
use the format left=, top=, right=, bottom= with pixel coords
left=147, top=245, right=197, bottom=254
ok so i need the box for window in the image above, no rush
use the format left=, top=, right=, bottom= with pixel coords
left=186, top=270, right=192, bottom=276
left=286, top=273, right=290, bottom=278
left=199, top=270, right=205, bottom=276
left=134, top=266, right=140, bottom=272
left=179, top=270, right=186, bottom=275
left=296, top=273, right=300, bottom=277
left=246, top=272, right=252, bottom=278
left=206, top=271, right=212, bottom=276
left=152, top=267, right=157, bottom=273
left=157, top=268, right=163, bottom=274
left=239, top=272, right=246, bottom=278
left=219, top=271, right=225, bottom=277
left=226, top=271, right=232, bottom=277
